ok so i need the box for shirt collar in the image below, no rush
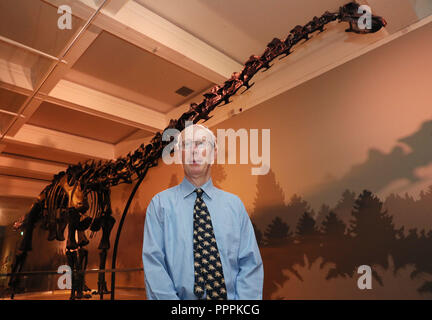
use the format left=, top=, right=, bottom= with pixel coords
left=180, top=176, right=215, bottom=200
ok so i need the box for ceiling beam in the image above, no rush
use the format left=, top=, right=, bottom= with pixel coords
left=0, top=154, right=67, bottom=181
left=48, top=79, right=167, bottom=132
left=0, top=59, right=34, bottom=92
left=0, top=154, right=66, bottom=174
left=44, top=0, right=243, bottom=84
left=3, top=124, right=115, bottom=160
left=0, top=81, right=33, bottom=97
left=0, top=61, right=167, bottom=135
left=0, top=174, right=47, bottom=198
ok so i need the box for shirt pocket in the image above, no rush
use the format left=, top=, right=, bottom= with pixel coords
left=217, top=221, right=240, bottom=262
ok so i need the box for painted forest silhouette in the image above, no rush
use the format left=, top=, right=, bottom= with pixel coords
left=252, top=168, right=432, bottom=299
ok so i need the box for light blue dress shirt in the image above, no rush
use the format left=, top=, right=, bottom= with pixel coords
left=142, top=176, right=264, bottom=300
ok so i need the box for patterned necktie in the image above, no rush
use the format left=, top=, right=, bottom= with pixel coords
left=193, top=187, right=227, bottom=300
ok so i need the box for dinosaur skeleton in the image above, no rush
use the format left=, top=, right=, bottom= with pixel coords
left=7, top=2, right=386, bottom=300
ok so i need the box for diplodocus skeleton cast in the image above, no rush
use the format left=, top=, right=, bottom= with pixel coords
left=7, top=1, right=386, bottom=300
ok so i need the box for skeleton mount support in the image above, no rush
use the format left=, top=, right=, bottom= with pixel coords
left=8, top=1, right=386, bottom=300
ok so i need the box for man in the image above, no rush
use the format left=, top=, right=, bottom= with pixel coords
left=142, top=124, right=263, bottom=300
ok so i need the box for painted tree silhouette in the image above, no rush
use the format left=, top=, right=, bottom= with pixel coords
left=333, top=189, right=357, bottom=225
left=295, top=212, right=319, bottom=243
left=349, top=190, right=397, bottom=241
left=405, top=228, right=432, bottom=282
left=384, top=192, right=417, bottom=233
left=252, top=222, right=263, bottom=247
left=319, top=211, right=351, bottom=278
left=264, top=216, right=292, bottom=246
left=259, top=183, right=432, bottom=298
left=211, top=164, right=227, bottom=189
left=315, top=203, right=331, bottom=227
left=384, top=185, right=432, bottom=234
left=320, top=211, right=346, bottom=237
left=348, top=190, right=398, bottom=276
left=252, top=168, right=287, bottom=231
left=413, top=186, right=432, bottom=231
left=285, top=194, right=313, bottom=231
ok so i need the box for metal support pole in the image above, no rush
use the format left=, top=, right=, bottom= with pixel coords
left=110, top=165, right=150, bottom=300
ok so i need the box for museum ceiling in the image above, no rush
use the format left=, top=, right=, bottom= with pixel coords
left=0, top=0, right=431, bottom=200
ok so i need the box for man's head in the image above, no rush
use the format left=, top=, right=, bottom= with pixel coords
left=175, top=124, right=217, bottom=180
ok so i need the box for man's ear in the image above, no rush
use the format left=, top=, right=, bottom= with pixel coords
left=213, top=144, right=218, bottom=164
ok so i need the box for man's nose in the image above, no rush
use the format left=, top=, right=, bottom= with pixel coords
left=193, top=146, right=205, bottom=155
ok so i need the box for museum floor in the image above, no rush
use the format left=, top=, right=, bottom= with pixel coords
left=0, top=288, right=147, bottom=300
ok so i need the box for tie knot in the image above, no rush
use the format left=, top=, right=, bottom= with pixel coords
left=194, top=188, right=203, bottom=198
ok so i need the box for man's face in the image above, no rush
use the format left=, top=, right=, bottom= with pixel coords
left=180, top=128, right=216, bottom=178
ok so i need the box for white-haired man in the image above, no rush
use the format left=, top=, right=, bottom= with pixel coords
left=142, top=124, right=263, bottom=300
